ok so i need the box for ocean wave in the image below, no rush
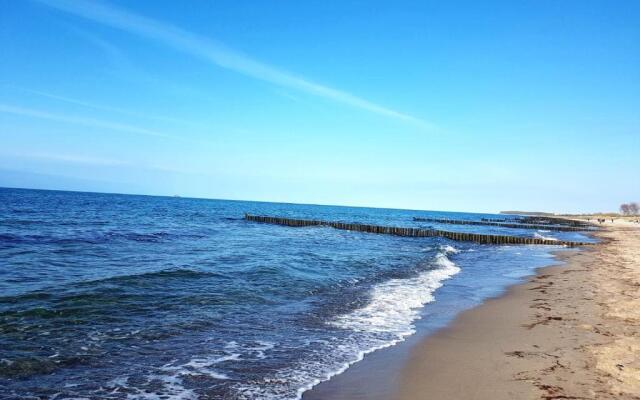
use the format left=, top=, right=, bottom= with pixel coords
left=233, top=245, right=461, bottom=400
left=0, top=355, right=88, bottom=379
left=0, top=268, right=210, bottom=302
left=0, top=230, right=206, bottom=246
left=534, top=232, right=558, bottom=241
left=0, top=268, right=227, bottom=319
left=104, top=340, right=276, bottom=400
left=103, top=247, right=462, bottom=400
left=74, top=268, right=225, bottom=288
left=329, top=245, right=460, bottom=335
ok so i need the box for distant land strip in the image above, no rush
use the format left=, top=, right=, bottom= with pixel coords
left=412, top=217, right=595, bottom=232
left=244, top=214, right=592, bottom=247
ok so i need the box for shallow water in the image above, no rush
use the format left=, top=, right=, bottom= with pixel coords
left=0, top=188, right=592, bottom=399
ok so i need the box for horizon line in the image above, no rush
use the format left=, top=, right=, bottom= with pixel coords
left=1, top=184, right=613, bottom=215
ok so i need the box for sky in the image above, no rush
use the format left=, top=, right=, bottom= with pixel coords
left=1, top=0, right=638, bottom=213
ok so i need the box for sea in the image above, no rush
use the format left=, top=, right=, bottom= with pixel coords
left=0, top=188, right=594, bottom=400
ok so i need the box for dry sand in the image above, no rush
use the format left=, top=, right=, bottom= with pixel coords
left=394, top=220, right=640, bottom=400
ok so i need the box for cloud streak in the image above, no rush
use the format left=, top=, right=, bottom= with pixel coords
left=12, top=86, right=207, bottom=129
left=0, top=104, right=171, bottom=138
left=18, top=152, right=129, bottom=166
left=37, top=0, right=434, bottom=129
left=63, top=27, right=217, bottom=103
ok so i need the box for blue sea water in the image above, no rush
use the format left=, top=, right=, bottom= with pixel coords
left=0, top=188, right=592, bottom=400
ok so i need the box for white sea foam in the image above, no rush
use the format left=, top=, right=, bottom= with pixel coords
left=110, top=339, right=280, bottom=399
left=440, top=244, right=460, bottom=254
left=105, top=349, right=240, bottom=400
left=234, top=245, right=461, bottom=400
left=534, top=232, right=558, bottom=241
left=105, top=374, right=198, bottom=400
left=330, top=245, right=460, bottom=335
left=104, top=373, right=198, bottom=400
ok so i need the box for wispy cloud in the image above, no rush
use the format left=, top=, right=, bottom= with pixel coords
left=0, top=104, right=171, bottom=138
left=63, top=27, right=215, bottom=102
left=64, top=24, right=134, bottom=72
left=36, top=0, right=434, bottom=129
left=11, top=86, right=206, bottom=129
left=6, top=151, right=217, bottom=175
left=18, top=152, right=129, bottom=166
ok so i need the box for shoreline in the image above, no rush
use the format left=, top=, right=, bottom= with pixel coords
left=305, top=221, right=640, bottom=400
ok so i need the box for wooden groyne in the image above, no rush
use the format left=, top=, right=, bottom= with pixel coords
left=244, top=214, right=590, bottom=247
left=481, top=218, right=510, bottom=223
left=412, top=217, right=594, bottom=232
left=516, top=216, right=593, bottom=227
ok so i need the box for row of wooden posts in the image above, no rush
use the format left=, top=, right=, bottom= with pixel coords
left=412, top=217, right=594, bottom=232
left=516, top=216, right=593, bottom=227
left=480, top=218, right=510, bottom=223
left=244, top=214, right=590, bottom=247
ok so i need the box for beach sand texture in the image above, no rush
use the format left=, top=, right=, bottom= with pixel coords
left=394, top=220, right=640, bottom=400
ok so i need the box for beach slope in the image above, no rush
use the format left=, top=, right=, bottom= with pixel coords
left=394, top=221, right=640, bottom=399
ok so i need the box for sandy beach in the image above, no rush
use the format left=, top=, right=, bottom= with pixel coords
left=2, top=1, right=637, bottom=398
left=394, top=220, right=640, bottom=400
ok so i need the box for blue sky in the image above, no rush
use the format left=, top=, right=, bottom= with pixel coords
left=1, top=0, right=638, bottom=213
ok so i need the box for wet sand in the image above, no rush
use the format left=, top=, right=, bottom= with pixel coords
left=394, top=221, right=640, bottom=399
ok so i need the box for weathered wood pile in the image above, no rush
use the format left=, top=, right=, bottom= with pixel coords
left=412, top=217, right=593, bottom=232
left=515, top=216, right=593, bottom=227
left=481, top=218, right=510, bottom=223
left=245, top=214, right=590, bottom=247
